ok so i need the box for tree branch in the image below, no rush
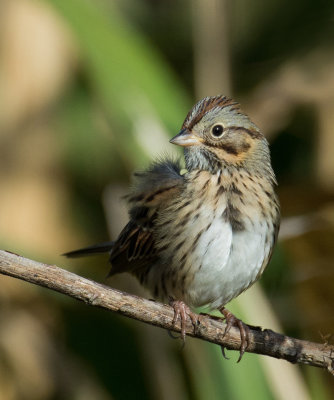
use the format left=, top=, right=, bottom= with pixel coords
left=0, top=249, right=333, bottom=374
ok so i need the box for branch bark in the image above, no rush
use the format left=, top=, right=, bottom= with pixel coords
left=0, top=249, right=333, bottom=374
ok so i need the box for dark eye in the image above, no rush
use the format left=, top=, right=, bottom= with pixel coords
left=211, top=124, right=224, bottom=137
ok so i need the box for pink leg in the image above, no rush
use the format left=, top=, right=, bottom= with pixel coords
left=220, top=307, right=250, bottom=362
left=170, top=300, right=199, bottom=342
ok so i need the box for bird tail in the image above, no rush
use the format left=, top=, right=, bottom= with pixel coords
left=62, top=241, right=114, bottom=258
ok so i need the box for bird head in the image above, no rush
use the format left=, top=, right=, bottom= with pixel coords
left=170, top=95, right=271, bottom=174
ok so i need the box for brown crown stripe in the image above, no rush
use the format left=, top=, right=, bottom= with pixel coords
left=182, top=96, right=240, bottom=130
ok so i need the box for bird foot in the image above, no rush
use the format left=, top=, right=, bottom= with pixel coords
left=220, top=308, right=250, bottom=362
left=170, top=299, right=199, bottom=342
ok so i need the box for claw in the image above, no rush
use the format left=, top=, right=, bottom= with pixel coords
left=170, top=299, right=199, bottom=342
left=220, top=308, right=250, bottom=362
left=221, top=346, right=230, bottom=360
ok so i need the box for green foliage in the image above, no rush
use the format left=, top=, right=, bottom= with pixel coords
left=50, top=0, right=190, bottom=169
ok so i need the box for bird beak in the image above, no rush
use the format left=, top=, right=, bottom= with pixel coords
left=169, top=129, right=203, bottom=147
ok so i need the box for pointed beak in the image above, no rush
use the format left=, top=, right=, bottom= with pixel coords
left=169, top=129, right=203, bottom=147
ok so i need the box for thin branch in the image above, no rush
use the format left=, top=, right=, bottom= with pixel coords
left=0, top=250, right=333, bottom=374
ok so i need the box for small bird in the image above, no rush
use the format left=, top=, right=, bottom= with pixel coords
left=64, top=95, right=280, bottom=361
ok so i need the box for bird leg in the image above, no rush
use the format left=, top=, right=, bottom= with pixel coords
left=220, top=307, right=250, bottom=362
left=170, top=299, right=199, bottom=342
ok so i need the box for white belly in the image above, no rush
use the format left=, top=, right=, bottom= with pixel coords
left=187, top=218, right=268, bottom=309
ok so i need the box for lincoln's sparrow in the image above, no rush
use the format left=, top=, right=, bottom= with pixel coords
left=65, top=95, right=280, bottom=360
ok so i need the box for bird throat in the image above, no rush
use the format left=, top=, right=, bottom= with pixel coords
left=184, top=146, right=223, bottom=174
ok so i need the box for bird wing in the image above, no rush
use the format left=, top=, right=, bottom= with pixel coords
left=108, top=158, right=184, bottom=276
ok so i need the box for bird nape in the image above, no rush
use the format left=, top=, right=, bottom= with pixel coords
left=64, top=95, right=280, bottom=362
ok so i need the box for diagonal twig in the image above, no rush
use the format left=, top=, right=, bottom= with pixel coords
left=0, top=249, right=333, bottom=374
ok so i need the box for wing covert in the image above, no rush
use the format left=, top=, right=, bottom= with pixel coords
left=108, top=158, right=184, bottom=276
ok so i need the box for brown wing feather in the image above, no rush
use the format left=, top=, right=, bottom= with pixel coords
left=108, top=158, right=184, bottom=276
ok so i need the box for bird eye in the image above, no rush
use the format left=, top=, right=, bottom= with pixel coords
left=211, top=124, right=224, bottom=138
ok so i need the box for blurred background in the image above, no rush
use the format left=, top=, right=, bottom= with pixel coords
left=1, top=0, right=334, bottom=398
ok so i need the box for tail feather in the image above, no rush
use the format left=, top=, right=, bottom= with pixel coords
left=63, top=241, right=114, bottom=258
